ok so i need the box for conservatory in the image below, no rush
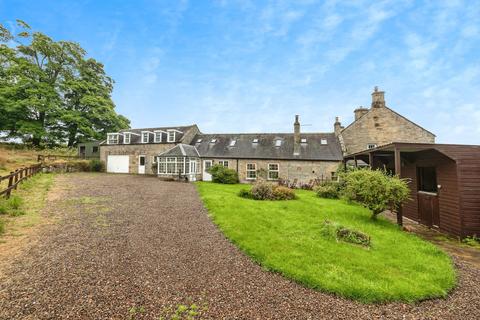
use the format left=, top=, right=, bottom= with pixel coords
left=156, top=144, right=201, bottom=181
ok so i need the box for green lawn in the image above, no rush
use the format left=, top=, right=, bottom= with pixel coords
left=196, top=182, right=456, bottom=303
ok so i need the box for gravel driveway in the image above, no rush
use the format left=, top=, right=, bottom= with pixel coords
left=0, top=173, right=479, bottom=319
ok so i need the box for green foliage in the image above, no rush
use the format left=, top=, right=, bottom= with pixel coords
left=196, top=182, right=456, bottom=303
left=314, top=181, right=342, bottom=199
left=240, top=182, right=296, bottom=200
left=0, top=218, right=4, bottom=235
left=0, top=195, right=25, bottom=216
left=207, top=164, right=239, bottom=184
left=462, top=235, right=480, bottom=247
left=158, top=302, right=207, bottom=320
left=341, top=168, right=410, bottom=219
left=0, top=20, right=130, bottom=147
left=89, top=159, right=105, bottom=172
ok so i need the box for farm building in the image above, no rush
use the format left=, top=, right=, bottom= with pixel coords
left=344, top=143, right=480, bottom=238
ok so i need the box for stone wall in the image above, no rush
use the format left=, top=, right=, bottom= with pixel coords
left=100, top=144, right=174, bottom=174
left=203, top=158, right=340, bottom=184
left=341, top=106, right=435, bottom=155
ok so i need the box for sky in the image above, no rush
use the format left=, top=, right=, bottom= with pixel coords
left=1, top=0, right=480, bottom=144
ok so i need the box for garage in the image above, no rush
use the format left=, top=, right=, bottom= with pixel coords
left=107, top=155, right=130, bottom=173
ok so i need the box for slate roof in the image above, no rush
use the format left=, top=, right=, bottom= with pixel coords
left=102, top=125, right=197, bottom=144
left=158, top=144, right=200, bottom=157
left=191, top=133, right=343, bottom=161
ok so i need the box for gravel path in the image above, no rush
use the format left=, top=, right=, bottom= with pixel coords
left=0, top=173, right=479, bottom=319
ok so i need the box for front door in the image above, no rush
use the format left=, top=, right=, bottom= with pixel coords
left=189, top=160, right=197, bottom=181
left=203, top=160, right=212, bottom=181
left=138, top=155, right=146, bottom=174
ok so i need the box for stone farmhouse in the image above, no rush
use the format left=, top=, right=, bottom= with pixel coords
left=100, top=87, right=435, bottom=183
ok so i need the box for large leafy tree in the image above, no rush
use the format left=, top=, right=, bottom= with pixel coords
left=0, top=20, right=129, bottom=147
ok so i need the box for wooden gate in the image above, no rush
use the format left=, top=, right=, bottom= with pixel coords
left=417, top=191, right=440, bottom=227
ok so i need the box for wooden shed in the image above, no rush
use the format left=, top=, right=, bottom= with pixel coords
left=344, top=143, right=480, bottom=238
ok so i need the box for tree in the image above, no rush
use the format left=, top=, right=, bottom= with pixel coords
left=341, top=168, right=410, bottom=219
left=0, top=20, right=129, bottom=147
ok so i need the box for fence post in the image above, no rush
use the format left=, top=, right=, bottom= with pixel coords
left=6, top=172, right=14, bottom=199
left=13, top=169, right=19, bottom=190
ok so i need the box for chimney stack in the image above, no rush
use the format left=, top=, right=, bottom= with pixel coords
left=334, top=116, right=343, bottom=136
left=293, top=115, right=300, bottom=156
left=354, top=106, right=369, bottom=120
left=371, top=86, right=385, bottom=108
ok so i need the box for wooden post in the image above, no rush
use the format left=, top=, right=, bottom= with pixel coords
left=354, top=156, right=358, bottom=168
left=13, top=169, right=19, bottom=190
left=6, top=172, right=14, bottom=199
left=369, top=152, right=374, bottom=168
left=394, top=147, right=403, bottom=226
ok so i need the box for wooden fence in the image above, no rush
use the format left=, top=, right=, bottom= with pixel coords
left=37, top=154, right=98, bottom=162
left=0, top=164, right=43, bottom=199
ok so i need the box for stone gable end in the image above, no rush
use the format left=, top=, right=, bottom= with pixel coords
left=341, top=106, right=435, bottom=155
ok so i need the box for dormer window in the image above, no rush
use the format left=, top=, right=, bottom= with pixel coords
left=141, top=131, right=149, bottom=143
left=107, top=133, right=119, bottom=145
left=301, top=138, right=307, bottom=144
left=275, top=139, right=282, bottom=147
left=154, top=131, right=162, bottom=143
left=124, top=133, right=131, bottom=144
left=196, top=138, right=202, bottom=143
left=229, top=139, right=236, bottom=147
left=210, top=138, right=217, bottom=143
left=167, top=130, right=176, bottom=142
left=252, top=138, right=258, bottom=143
left=321, top=138, right=327, bottom=145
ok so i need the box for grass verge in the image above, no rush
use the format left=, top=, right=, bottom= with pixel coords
left=196, top=182, right=456, bottom=303
left=0, top=173, right=54, bottom=238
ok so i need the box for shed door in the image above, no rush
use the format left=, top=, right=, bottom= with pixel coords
left=107, top=155, right=129, bottom=173
left=417, top=167, right=440, bottom=227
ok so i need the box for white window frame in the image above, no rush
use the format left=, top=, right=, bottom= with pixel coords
left=275, top=139, right=282, bottom=147
left=229, top=140, right=236, bottom=147
left=320, top=138, right=328, bottom=145
left=252, top=138, right=258, bottom=143
left=268, top=163, right=279, bottom=180
left=167, top=130, right=176, bottom=143
left=218, top=160, right=229, bottom=168
left=367, top=143, right=377, bottom=149
left=123, top=133, right=131, bottom=144
left=154, top=131, right=163, bottom=143
left=210, top=138, right=217, bottom=143
left=300, top=138, right=307, bottom=144
left=246, top=163, right=257, bottom=180
left=107, top=133, right=119, bottom=145
left=141, top=131, right=150, bottom=143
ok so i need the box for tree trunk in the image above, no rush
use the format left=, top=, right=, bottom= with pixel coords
left=32, top=111, right=46, bottom=147
left=67, top=125, right=78, bottom=147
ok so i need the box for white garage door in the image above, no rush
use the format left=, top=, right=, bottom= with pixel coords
left=107, top=155, right=129, bottom=173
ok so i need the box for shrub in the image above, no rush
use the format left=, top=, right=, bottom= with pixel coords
left=208, top=164, right=239, bottom=184
left=0, top=202, right=7, bottom=215
left=341, top=168, right=410, bottom=219
left=240, top=182, right=296, bottom=201
left=314, top=181, right=342, bottom=199
left=272, top=185, right=296, bottom=200
left=238, top=189, right=253, bottom=199
left=89, top=159, right=105, bottom=172
left=250, top=181, right=274, bottom=200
